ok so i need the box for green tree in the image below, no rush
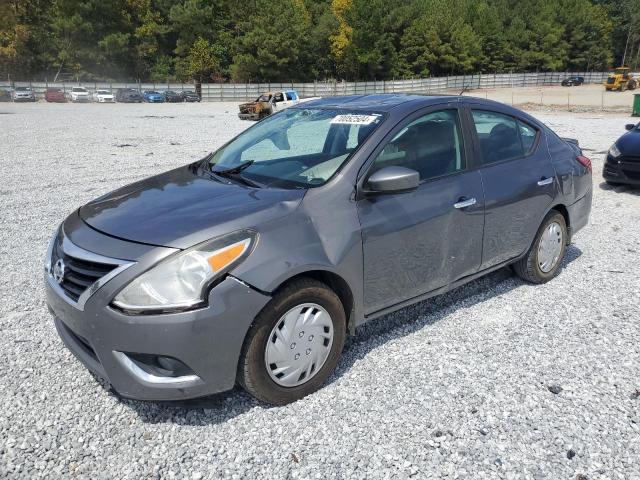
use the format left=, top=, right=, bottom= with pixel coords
left=176, top=36, right=221, bottom=83
left=231, top=0, right=313, bottom=82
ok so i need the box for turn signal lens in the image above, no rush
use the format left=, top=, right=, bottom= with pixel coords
left=207, top=242, right=249, bottom=272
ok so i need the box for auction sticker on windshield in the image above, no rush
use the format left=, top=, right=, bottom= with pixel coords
left=331, top=114, right=380, bottom=125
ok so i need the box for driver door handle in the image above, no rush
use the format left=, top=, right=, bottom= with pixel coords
left=537, top=177, right=554, bottom=186
left=454, top=197, right=477, bottom=209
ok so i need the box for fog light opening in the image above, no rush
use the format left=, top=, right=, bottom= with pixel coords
left=127, top=353, right=195, bottom=378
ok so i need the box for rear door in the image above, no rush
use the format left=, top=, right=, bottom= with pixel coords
left=357, top=105, right=485, bottom=314
left=465, top=104, right=556, bottom=269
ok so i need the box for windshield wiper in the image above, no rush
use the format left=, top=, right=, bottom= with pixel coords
left=210, top=161, right=262, bottom=188
left=212, top=160, right=254, bottom=175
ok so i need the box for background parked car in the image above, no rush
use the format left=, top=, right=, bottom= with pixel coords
left=180, top=90, right=201, bottom=102
left=115, top=88, right=143, bottom=103
left=93, top=90, right=115, bottom=103
left=0, top=86, right=11, bottom=102
left=68, top=87, right=91, bottom=103
left=163, top=90, right=183, bottom=102
left=238, top=90, right=301, bottom=120
left=603, top=122, right=640, bottom=186
left=12, top=86, right=36, bottom=102
left=561, top=76, right=585, bottom=86
left=143, top=90, right=165, bottom=103
left=44, top=88, right=66, bottom=103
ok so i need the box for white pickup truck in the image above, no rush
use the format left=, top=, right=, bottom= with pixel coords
left=238, top=90, right=302, bottom=120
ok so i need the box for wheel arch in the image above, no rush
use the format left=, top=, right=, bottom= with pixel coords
left=550, top=203, right=571, bottom=244
left=272, top=270, right=356, bottom=335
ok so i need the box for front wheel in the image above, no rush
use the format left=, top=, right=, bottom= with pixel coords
left=513, top=211, right=567, bottom=284
left=238, top=278, right=346, bottom=405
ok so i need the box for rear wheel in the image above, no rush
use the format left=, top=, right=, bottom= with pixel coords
left=238, top=278, right=346, bottom=405
left=513, top=211, right=567, bottom=284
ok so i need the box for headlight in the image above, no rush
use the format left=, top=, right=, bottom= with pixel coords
left=112, top=230, right=256, bottom=313
left=609, top=143, right=621, bottom=158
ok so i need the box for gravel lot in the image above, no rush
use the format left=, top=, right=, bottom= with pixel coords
left=1, top=102, right=639, bottom=479
left=463, top=84, right=638, bottom=110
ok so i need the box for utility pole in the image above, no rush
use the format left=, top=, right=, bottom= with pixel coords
left=622, top=26, right=632, bottom=66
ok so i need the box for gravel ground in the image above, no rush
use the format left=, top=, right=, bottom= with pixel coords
left=1, top=102, right=639, bottom=479
left=462, top=84, right=638, bottom=110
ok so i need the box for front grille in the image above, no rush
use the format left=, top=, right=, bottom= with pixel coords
left=51, top=240, right=118, bottom=302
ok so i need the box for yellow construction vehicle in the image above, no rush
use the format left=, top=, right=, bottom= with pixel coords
left=604, top=67, right=638, bottom=91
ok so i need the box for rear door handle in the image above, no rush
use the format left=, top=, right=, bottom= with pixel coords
left=454, top=197, right=477, bottom=209
left=537, top=177, right=554, bottom=186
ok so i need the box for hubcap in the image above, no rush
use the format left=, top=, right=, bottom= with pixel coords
left=265, top=303, right=334, bottom=387
left=537, top=221, right=563, bottom=273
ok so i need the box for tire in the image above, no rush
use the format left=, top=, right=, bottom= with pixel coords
left=238, top=277, right=346, bottom=405
left=606, top=180, right=622, bottom=187
left=513, top=211, right=567, bottom=284
left=629, top=80, right=638, bottom=91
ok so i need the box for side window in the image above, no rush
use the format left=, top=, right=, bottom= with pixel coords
left=472, top=110, right=524, bottom=164
left=285, top=92, right=295, bottom=101
left=371, top=110, right=466, bottom=181
left=518, top=120, right=538, bottom=154
left=274, top=93, right=284, bottom=103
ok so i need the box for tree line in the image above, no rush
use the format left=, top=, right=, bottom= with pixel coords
left=1, top=0, right=639, bottom=83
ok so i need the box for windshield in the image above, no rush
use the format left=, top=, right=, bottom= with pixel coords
left=257, top=94, right=272, bottom=102
left=97, top=90, right=110, bottom=94
left=16, top=87, right=29, bottom=91
left=207, top=108, right=384, bottom=188
left=72, top=88, right=86, bottom=92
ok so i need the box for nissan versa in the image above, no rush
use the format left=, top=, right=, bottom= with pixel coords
left=45, top=95, right=592, bottom=405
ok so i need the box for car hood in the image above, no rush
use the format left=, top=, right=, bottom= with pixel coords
left=73, top=92, right=89, bottom=95
left=617, top=129, right=640, bottom=155
left=79, top=164, right=305, bottom=249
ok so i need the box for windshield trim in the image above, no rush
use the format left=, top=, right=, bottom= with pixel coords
left=204, top=107, right=387, bottom=190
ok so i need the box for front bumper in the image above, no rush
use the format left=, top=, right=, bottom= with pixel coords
left=603, top=155, right=640, bottom=186
left=13, top=96, right=36, bottom=102
left=46, top=222, right=271, bottom=401
left=72, top=97, right=91, bottom=103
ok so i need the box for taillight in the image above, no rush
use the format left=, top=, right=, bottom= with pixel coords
left=576, top=155, right=592, bottom=172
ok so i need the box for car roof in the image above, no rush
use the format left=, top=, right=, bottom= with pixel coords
left=297, top=94, right=460, bottom=112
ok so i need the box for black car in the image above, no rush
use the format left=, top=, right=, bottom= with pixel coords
left=180, top=90, right=201, bottom=102
left=115, top=88, right=143, bottom=103
left=164, top=90, right=183, bottom=103
left=561, top=76, right=585, bottom=87
left=603, top=122, right=640, bottom=187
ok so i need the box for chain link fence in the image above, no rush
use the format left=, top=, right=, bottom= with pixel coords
left=4, top=71, right=639, bottom=103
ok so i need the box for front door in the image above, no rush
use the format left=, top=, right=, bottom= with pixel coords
left=357, top=107, right=485, bottom=314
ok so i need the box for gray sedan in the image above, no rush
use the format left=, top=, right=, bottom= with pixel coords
left=45, top=94, right=592, bottom=405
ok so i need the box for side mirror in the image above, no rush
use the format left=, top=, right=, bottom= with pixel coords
left=625, top=124, right=636, bottom=131
left=365, top=166, right=420, bottom=194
